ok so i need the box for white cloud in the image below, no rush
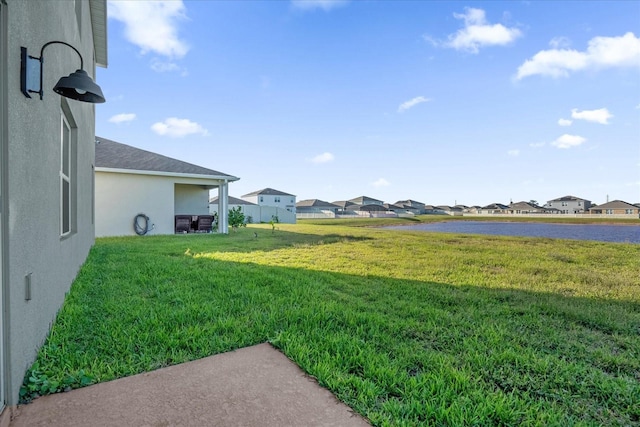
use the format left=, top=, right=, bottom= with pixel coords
left=530, top=141, right=546, bottom=148
left=372, top=178, right=390, bottom=188
left=516, top=32, right=640, bottom=79
left=557, top=118, right=572, bottom=126
left=311, top=152, right=335, bottom=164
left=151, top=118, right=209, bottom=138
left=443, top=8, right=522, bottom=53
left=571, top=108, right=613, bottom=124
left=549, top=36, right=571, bottom=49
left=508, top=149, right=520, bottom=157
left=108, top=113, right=136, bottom=124
left=551, top=134, right=586, bottom=149
left=398, top=96, right=430, bottom=113
left=150, top=58, right=188, bottom=76
left=108, top=0, right=189, bottom=58
left=291, top=0, right=348, bottom=11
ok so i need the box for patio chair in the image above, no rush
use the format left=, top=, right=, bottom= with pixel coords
left=175, top=215, right=192, bottom=233
left=197, top=215, right=214, bottom=232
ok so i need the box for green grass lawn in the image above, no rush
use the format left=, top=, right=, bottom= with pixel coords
left=23, top=222, right=640, bottom=426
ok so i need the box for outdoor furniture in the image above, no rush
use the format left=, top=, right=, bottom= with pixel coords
left=196, top=215, right=214, bottom=232
left=175, top=215, right=192, bottom=233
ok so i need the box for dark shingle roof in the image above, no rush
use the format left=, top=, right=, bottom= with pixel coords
left=589, top=200, right=638, bottom=210
left=482, top=203, right=509, bottom=210
left=296, top=199, right=338, bottom=208
left=209, top=196, right=256, bottom=205
left=348, top=195, right=384, bottom=205
left=549, top=195, right=590, bottom=202
left=331, top=200, right=356, bottom=208
left=395, top=199, right=425, bottom=207
left=509, top=201, right=542, bottom=210
left=383, top=203, right=404, bottom=210
left=242, top=188, right=295, bottom=197
left=95, top=136, right=238, bottom=179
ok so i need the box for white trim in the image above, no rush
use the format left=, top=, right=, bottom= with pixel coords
left=95, top=167, right=239, bottom=182
left=60, top=113, right=71, bottom=237
left=0, top=0, right=6, bottom=412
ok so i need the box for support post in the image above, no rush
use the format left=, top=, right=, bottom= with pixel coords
left=218, top=181, right=229, bottom=234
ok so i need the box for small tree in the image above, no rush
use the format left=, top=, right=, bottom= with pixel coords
left=228, top=206, right=246, bottom=231
left=269, top=215, right=279, bottom=233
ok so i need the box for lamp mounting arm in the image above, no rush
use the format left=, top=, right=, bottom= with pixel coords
left=23, top=41, right=85, bottom=100
left=21, top=39, right=105, bottom=103
left=39, top=41, right=84, bottom=70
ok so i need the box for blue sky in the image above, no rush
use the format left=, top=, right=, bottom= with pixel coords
left=97, top=0, right=640, bottom=206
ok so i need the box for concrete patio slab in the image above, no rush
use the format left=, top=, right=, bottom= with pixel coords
left=10, top=343, right=370, bottom=427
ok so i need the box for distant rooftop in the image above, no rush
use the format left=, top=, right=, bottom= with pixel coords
left=210, top=196, right=256, bottom=205
left=296, top=199, right=338, bottom=208
left=242, top=188, right=295, bottom=197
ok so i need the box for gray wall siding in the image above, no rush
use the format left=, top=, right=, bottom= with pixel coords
left=547, top=199, right=591, bottom=213
left=5, top=0, right=97, bottom=405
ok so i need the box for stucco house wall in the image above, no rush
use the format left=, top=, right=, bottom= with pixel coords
left=2, top=0, right=106, bottom=407
left=174, top=184, right=210, bottom=216
left=95, top=171, right=174, bottom=236
left=95, top=172, right=223, bottom=237
left=95, top=137, right=239, bottom=236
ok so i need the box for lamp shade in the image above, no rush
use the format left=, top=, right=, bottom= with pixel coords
left=53, top=69, right=105, bottom=103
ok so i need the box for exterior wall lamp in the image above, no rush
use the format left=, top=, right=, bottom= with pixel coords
left=21, top=41, right=105, bottom=104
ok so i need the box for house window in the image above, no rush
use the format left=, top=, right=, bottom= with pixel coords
left=626, top=209, right=633, bottom=214
left=606, top=209, right=613, bottom=215
left=61, top=114, right=71, bottom=236
left=60, top=104, right=77, bottom=237
left=275, top=197, right=280, bottom=203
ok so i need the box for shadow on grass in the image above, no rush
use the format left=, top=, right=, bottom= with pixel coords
left=96, top=229, right=374, bottom=256
left=27, top=249, right=640, bottom=426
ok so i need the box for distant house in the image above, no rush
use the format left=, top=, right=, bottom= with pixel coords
left=382, top=203, right=406, bottom=214
left=1, top=0, right=107, bottom=408
left=347, top=203, right=394, bottom=217
left=480, top=203, right=509, bottom=214
left=332, top=200, right=358, bottom=215
left=209, top=196, right=259, bottom=223
left=423, top=205, right=445, bottom=214
left=589, top=200, right=640, bottom=216
left=242, top=188, right=296, bottom=214
left=241, top=188, right=296, bottom=223
left=348, top=195, right=384, bottom=206
left=395, top=199, right=426, bottom=214
left=436, top=205, right=463, bottom=215
left=508, top=201, right=546, bottom=214
left=545, top=195, right=592, bottom=214
left=296, top=199, right=339, bottom=218
left=95, top=137, right=239, bottom=236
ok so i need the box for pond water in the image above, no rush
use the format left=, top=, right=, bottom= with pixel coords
left=384, top=221, right=640, bottom=243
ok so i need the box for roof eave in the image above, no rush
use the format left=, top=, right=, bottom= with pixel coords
left=90, top=0, right=108, bottom=68
left=96, top=167, right=240, bottom=182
